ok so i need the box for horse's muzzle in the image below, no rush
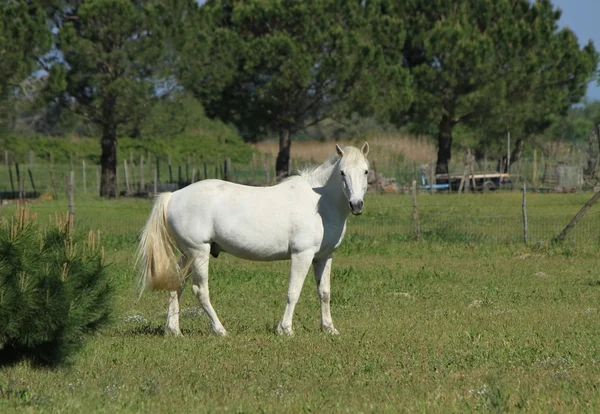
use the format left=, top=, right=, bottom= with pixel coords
left=349, top=200, right=364, bottom=215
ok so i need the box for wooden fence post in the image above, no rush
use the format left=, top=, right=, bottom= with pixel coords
left=96, top=167, right=100, bottom=195
left=15, top=163, right=22, bottom=199
left=522, top=182, right=528, bottom=244
left=65, top=172, right=75, bottom=220
left=124, top=159, right=131, bottom=194
left=82, top=160, right=87, bottom=195
left=153, top=168, right=158, bottom=196
left=553, top=190, right=600, bottom=242
left=411, top=180, right=421, bottom=241
left=224, top=157, right=231, bottom=181
left=140, top=154, right=145, bottom=192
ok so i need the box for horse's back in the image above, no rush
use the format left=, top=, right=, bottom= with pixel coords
left=166, top=178, right=322, bottom=260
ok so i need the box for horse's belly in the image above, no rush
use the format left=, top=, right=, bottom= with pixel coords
left=212, top=216, right=293, bottom=261
left=213, top=226, right=291, bottom=261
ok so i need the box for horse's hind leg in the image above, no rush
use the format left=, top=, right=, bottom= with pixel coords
left=166, top=286, right=185, bottom=336
left=165, top=255, right=187, bottom=336
left=189, top=246, right=227, bottom=336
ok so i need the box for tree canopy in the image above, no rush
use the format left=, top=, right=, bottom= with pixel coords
left=0, top=0, right=598, bottom=190
left=46, top=0, right=166, bottom=197
left=0, top=0, right=50, bottom=131
left=182, top=0, right=411, bottom=178
left=388, top=0, right=598, bottom=173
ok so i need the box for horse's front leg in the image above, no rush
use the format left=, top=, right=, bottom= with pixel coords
left=277, top=251, right=314, bottom=336
left=313, top=255, right=339, bottom=335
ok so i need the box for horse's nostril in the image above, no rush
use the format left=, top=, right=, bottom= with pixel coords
left=357, top=200, right=364, bottom=210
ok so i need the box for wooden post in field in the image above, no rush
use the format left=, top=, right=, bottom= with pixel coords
left=223, top=157, right=230, bottom=181
left=8, top=164, right=15, bottom=199
left=156, top=157, right=160, bottom=184
left=82, top=160, right=87, bottom=195
left=532, top=150, right=537, bottom=187
left=140, top=155, right=145, bottom=193
left=186, top=154, right=190, bottom=183
left=153, top=168, right=158, bottom=196
left=50, top=170, right=58, bottom=200
left=264, top=158, right=270, bottom=185
left=70, top=170, right=75, bottom=199
left=124, top=159, right=131, bottom=194
left=130, top=159, right=136, bottom=192
left=522, top=182, right=528, bottom=244
left=411, top=180, right=421, bottom=241
left=65, top=172, right=74, bottom=220
left=430, top=160, right=436, bottom=193
left=15, top=163, right=22, bottom=199
left=28, top=169, right=37, bottom=196
left=203, top=161, right=208, bottom=180
left=553, top=190, right=600, bottom=242
left=191, top=168, right=197, bottom=183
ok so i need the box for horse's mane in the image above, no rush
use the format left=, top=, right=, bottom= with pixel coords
left=298, top=146, right=367, bottom=188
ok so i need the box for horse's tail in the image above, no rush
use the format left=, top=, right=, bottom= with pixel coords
left=137, top=192, right=182, bottom=292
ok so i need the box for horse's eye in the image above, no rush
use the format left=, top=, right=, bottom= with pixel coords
left=365, top=170, right=369, bottom=175
left=340, top=171, right=346, bottom=177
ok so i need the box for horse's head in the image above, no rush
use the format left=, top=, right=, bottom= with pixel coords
left=336, top=142, right=370, bottom=215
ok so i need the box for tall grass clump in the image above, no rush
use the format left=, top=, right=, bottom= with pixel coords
left=0, top=205, right=112, bottom=366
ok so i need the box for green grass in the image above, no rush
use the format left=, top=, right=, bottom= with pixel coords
left=1, top=193, right=600, bottom=412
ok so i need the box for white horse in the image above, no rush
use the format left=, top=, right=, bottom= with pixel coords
left=137, top=143, right=370, bottom=336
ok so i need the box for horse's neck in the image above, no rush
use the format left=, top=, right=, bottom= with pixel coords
left=320, top=172, right=349, bottom=223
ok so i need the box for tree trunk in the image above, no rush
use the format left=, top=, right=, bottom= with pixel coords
left=100, top=125, right=117, bottom=198
left=275, top=128, right=291, bottom=181
left=498, top=138, right=525, bottom=173
left=436, top=115, right=453, bottom=175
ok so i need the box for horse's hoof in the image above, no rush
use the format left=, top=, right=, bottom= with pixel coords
left=276, top=323, right=294, bottom=336
left=165, top=328, right=183, bottom=337
left=213, top=328, right=228, bottom=337
left=322, top=326, right=340, bottom=335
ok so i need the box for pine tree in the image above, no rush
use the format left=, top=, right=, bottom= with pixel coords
left=45, top=0, right=166, bottom=197
left=0, top=206, right=112, bottom=366
left=0, top=0, right=51, bottom=130
left=183, top=0, right=410, bottom=179
left=384, top=0, right=598, bottom=174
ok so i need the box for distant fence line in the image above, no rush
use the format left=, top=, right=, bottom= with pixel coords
left=0, top=148, right=595, bottom=200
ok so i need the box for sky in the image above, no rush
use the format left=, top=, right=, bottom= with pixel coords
left=552, top=0, right=600, bottom=101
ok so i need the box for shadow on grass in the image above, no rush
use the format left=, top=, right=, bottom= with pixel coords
left=0, top=341, right=71, bottom=368
left=118, top=324, right=165, bottom=336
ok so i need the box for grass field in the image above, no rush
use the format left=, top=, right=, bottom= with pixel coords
left=1, top=192, right=600, bottom=412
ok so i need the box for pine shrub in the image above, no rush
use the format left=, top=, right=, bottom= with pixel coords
left=0, top=205, right=112, bottom=365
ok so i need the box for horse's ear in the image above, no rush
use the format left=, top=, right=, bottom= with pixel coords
left=335, top=144, right=344, bottom=157
left=361, top=142, right=370, bottom=157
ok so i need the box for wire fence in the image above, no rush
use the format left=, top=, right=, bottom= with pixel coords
left=0, top=147, right=595, bottom=200
left=3, top=192, right=598, bottom=248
